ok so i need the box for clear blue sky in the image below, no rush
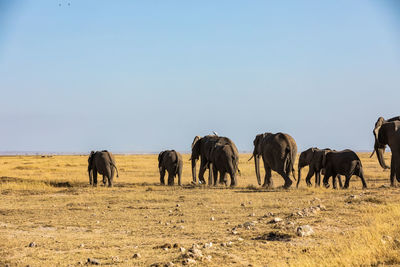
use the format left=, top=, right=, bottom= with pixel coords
left=0, top=1, right=399, bottom=153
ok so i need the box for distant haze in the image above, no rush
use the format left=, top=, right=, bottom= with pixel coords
left=0, top=1, right=399, bottom=154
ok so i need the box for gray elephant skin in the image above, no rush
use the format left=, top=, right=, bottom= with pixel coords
left=208, top=142, right=240, bottom=187
left=251, top=132, right=297, bottom=188
left=372, top=117, right=400, bottom=186
left=158, top=150, right=183, bottom=186
left=322, top=149, right=367, bottom=189
left=88, top=150, right=119, bottom=187
left=297, top=147, right=342, bottom=188
left=191, top=135, right=239, bottom=185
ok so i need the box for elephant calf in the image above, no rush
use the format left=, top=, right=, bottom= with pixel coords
left=158, top=150, right=183, bottom=186
left=209, top=143, right=239, bottom=187
left=88, top=150, right=119, bottom=187
left=297, top=147, right=342, bottom=188
left=323, top=149, right=367, bottom=189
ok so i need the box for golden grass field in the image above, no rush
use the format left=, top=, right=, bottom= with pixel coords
left=1, top=152, right=400, bottom=266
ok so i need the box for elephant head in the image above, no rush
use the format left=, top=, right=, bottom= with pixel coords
left=158, top=151, right=166, bottom=172
left=191, top=136, right=201, bottom=182
left=252, top=133, right=266, bottom=185
left=88, top=151, right=95, bottom=184
left=371, top=117, right=390, bottom=169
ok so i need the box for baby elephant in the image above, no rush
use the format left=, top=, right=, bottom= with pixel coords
left=88, top=150, right=119, bottom=187
left=158, top=150, right=183, bottom=186
left=323, top=149, right=367, bottom=189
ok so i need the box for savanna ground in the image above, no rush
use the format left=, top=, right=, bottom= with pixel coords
left=1, top=153, right=400, bottom=267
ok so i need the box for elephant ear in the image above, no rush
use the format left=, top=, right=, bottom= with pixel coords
left=191, top=136, right=201, bottom=149
left=88, top=151, right=95, bottom=171
left=158, top=151, right=165, bottom=167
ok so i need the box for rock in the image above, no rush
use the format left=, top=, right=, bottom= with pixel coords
left=238, top=237, right=244, bottom=241
left=204, top=255, right=212, bottom=261
left=272, top=217, right=283, bottom=223
left=191, top=244, right=200, bottom=249
left=296, top=225, right=314, bottom=237
left=221, top=242, right=227, bottom=247
left=163, top=247, right=169, bottom=251
left=168, top=210, right=173, bottom=213
left=264, top=212, right=274, bottom=217
left=87, top=258, right=100, bottom=265
left=203, top=242, right=213, bottom=248
left=160, top=243, right=172, bottom=249
left=132, top=253, right=141, bottom=258
left=165, top=262, right=175, bottom=266
left=210, top=217, right=215, bottom=221
left=382, top=235, right=393, bottom=244
left=28, top=242, right=36, bottom=247
left=182, top=258, right=196, bottom=265
left=317, top=204, right=326, bottom=211
left=179, top=247, right=186, bottom=253
left=245, top=225, right=251, bottom=230
left=243, top=221, right=255, bottom=228
left=178, top=225, right=185, bottom=230
left=188, top=247, right=203, bottom=258
left=112, top=256, right=119, bottom=262
left=231, top=230, right=238, bottom=235
left=176, top=204, right=181, bottom=207
left=79, top=243, right=85, bottom=248
left=173, top=243, right=179, bottom=248
left=96, top=220, right=100, bottom=224
left=226, top=241, right=233, bottom=247
left=249, top=213, right=256, bottom=217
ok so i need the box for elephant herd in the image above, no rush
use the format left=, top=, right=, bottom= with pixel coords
left=87, top=116, right=400, bottom=189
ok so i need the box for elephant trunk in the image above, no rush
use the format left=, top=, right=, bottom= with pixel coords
left=254, top=154, right=261, bottom=185
left=191, top=158, right=197, bottom=183
left=375, top=145, right=390, bottom=169
left=88, top=169, right=93, bottom=185
left=297, top=166, right=302, bottom=188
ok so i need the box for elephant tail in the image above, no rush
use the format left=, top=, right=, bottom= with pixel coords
left=105, top=151, right=119, bottom=178
left=110, top=162, right=119, bottom=178
left=230, top=147, right=240, bottom=175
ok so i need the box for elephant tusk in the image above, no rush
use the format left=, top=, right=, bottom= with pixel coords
left=369, top=150, right=375, bottom=158
left=248, top=155, right=254, bottom=161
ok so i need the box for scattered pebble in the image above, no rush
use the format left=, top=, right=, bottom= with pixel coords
left=296, top=225, right=314, bottom=237
left=210, top=217, right=215, bottom=221
left=87, top=258, right=100, bottom=265
left=132, top=253, right=141, bottom=259
left=28, top=242, right=36, bottom=248
left=182, top=258, right=196, bottom=265
left=179, top=247, right=186, bottom=253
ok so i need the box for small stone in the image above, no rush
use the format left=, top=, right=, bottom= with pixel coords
left=210, top=217, right=215, bottom=221
left=205, top=255, right=212, bottom=261
left=238, top=237, right=244, bottom=241
left=165, top=262, right=175, bottom=266
left=203, top=242, right=213, bottom=248
left=28, top=242, right=36, bottom=247
left=79, top=243, right=85, bottom=248
left=112, top=256, right=119, bottom=262
left=245, top=226, right=251, bottom=230
left=161, top=243, right=172, bottom=249
left=248, top=201, right=252, bottom=205
left=163, top=247, right=169, bottom=251
left=179, top=247, right=186, bottom=253
left=176, top=204, right=181, bottom=207
left=231, top=230, right=238, bottom=235
left=96, top=220, right=100, bottom=224
left=132, top=253, right=141, bottom=259
left=221, top=242, right=227, bottom=247
left=296, top=225, right=314, bottom=237
left=243, top=221, right=255, bottom=228
left=272, top=217, right=283, bottom=223
left=317, top=204, right=326, bottom=211
left=173, top=243, right=179, bottom=248
left=249, top=213, right=256, bottom=217
left=87, top=258, right=100, bottom=265
left=168, top=210, right=173, bottom=213
left=241, top=203, right=246, bottom=207
left=226, top=241, right=233, bottom=247
left=178, top=225, right=185, bottom=230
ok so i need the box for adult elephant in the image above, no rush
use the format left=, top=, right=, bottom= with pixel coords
left=88, top=150, right=119, bottom=187
left=251, top=132, right=297, bottom=188
left=323, top=149, right=367, bottom=189
left=208, top=143, right=240, bottom=187
left=191, top=135, right=239, bottom=185
left=297, top=147, right=342, bottom=188
left=158, top=150, right=183, bottom=186
left=372, top=119, right=400, bottom=186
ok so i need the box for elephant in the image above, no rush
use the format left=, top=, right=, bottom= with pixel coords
left=371, top=119, right=400, bottom=186
left=296, top=147, right=342, bottom=188
left=88, top=150, right=119, bottom=187
left=322, top=149, right=367, bottom=189
left=250, top=132, right=297, bottom=188
left=208, top=143, right=240, bottom=187
left=158, top=150, right=183, bottom=186
left=191, top=135, right=239, bottom=185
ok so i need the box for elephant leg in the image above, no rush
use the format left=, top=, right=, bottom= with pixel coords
left=337, top=175, right=343, bottom=188
left=167, top=171, right=174, bottom=186
left=332, top=175, right=338, bottom=189
left=343, top=175, right=351, bottom=189
left=160, top=168, right=166, bottom=185
left=262, top=166, right=273, bottom=188
left=102, top=175, right=106, bottom=185
left=359, top=169, right=367, bottom=189
left=390, top=155, right=396, bottom=186
left=198, top=160, right=207, bottom=184
left=394, top=155, right=400, bottom=184
left=278, top=170, right=292, bottom=189
left=229, top=171, right=236, bottom=187
left=304, top=169, right=314, bottom=187
left=315, top=171, right=321, bottom=187
left=92, top=168, right=98, bottom=186
left=208, top=163, right=214, bottom=186
left=323, top=170, right=332, bottom=188
left=219, top=172, right=226, bottom=185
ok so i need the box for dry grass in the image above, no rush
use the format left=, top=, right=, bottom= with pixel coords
left=1, top=152, right=399, bottom=266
